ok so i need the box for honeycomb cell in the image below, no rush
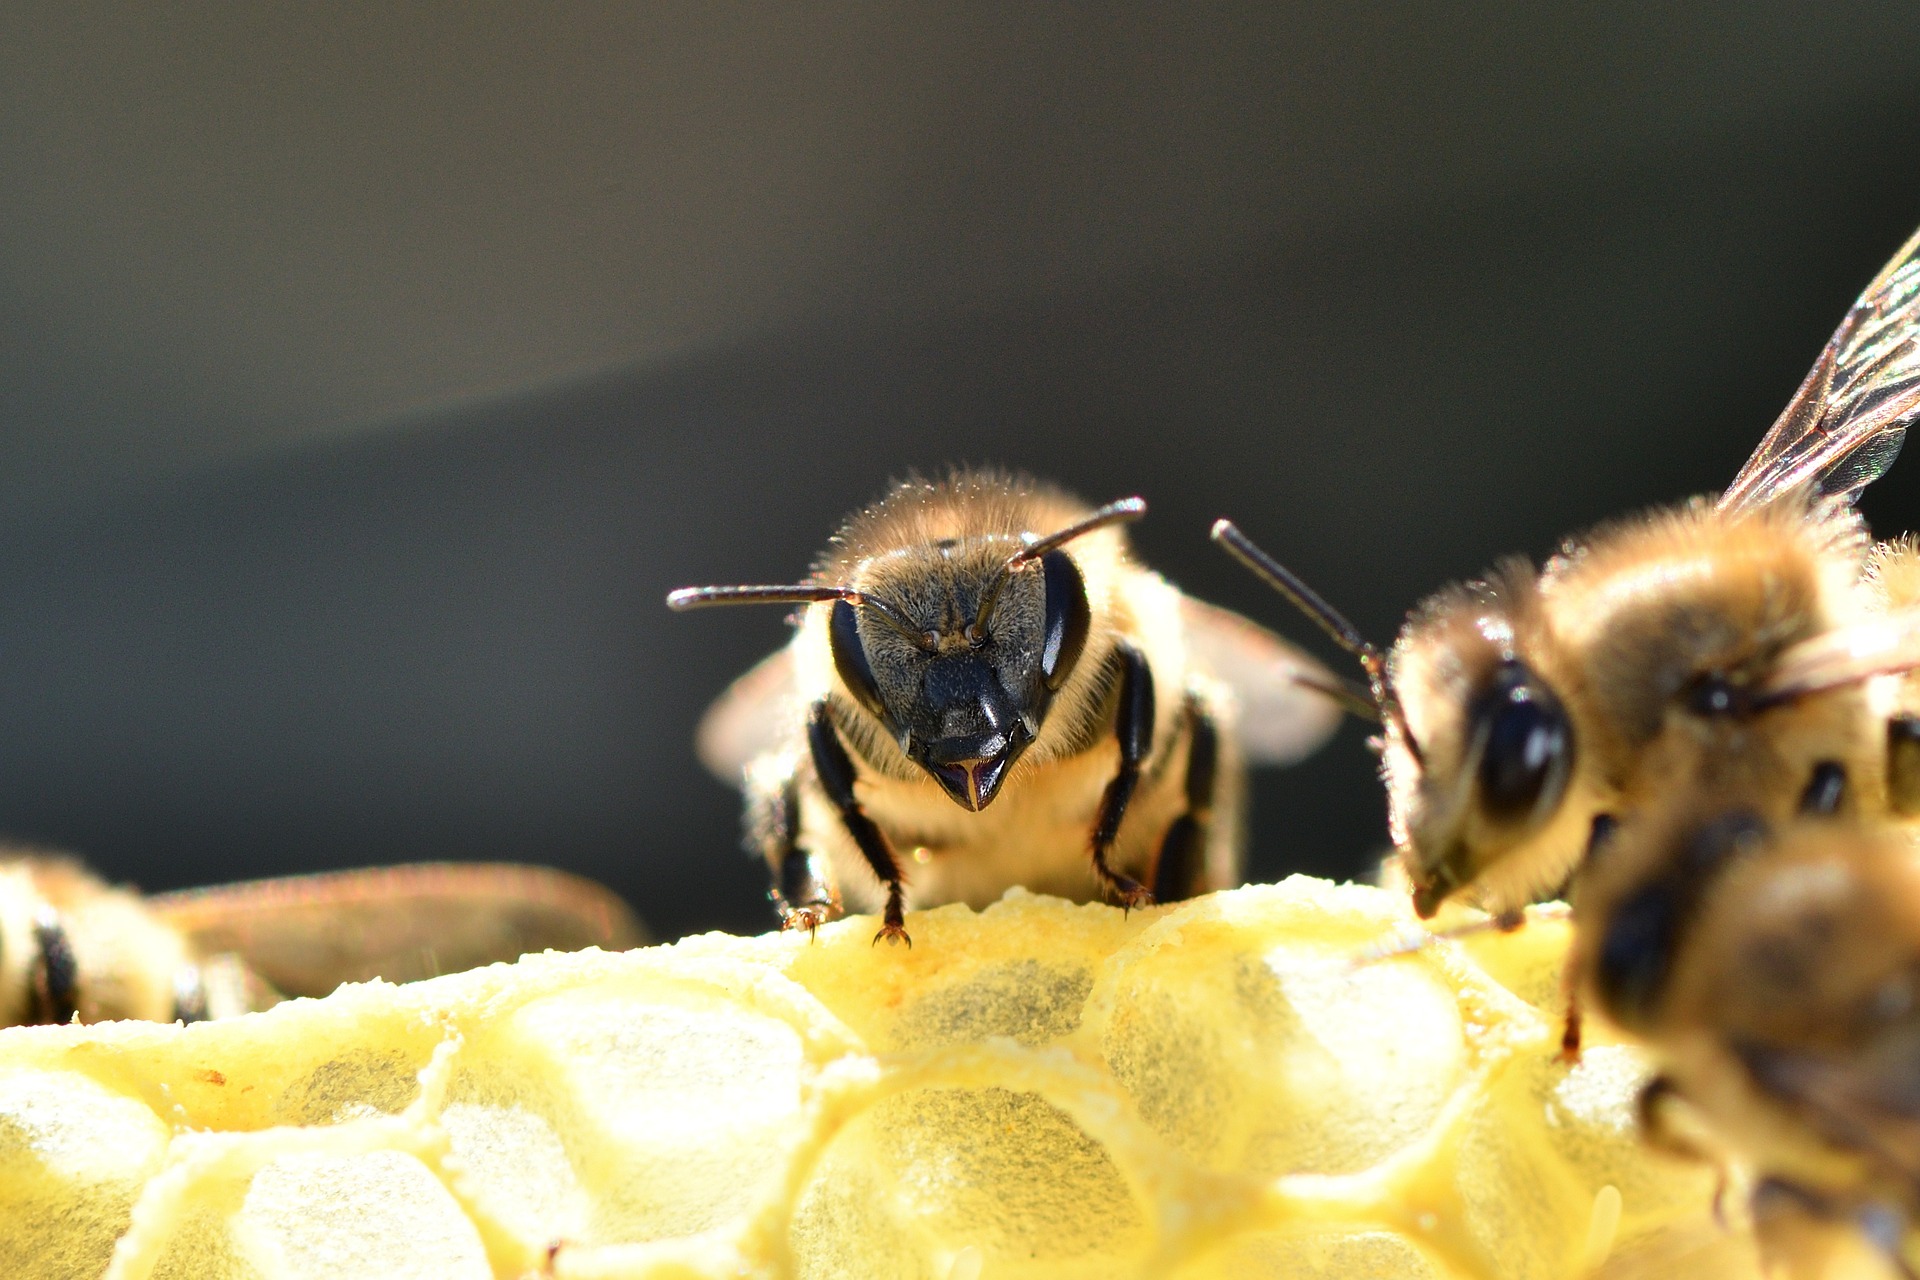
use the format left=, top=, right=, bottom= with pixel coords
left=146, top=1205, right=257, bottom=1280
left=1173, top=1229, right=1441, bottom=1280
left=792, top=1086, right=1146, bottom=1279
left=887, top=959, right=1094, bottom=1050
left=274, top=1049, right=423, bottom=1125
left=1095, top=888, right=1473, bottom=1177
left=235, top=1150, right=489, bottom=1280
left=506, top=980, right=809, bottom=1242
left=441, top=1099, right=592, bottom=1246
left=0, top=1067, right=171, bottom=1279
left=0, top=880, right=1766, bottom=1279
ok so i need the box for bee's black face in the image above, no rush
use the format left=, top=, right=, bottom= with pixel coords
left=903, top=651, right=1034, bottom=810
left=830, top=548, right=1091, bottom=810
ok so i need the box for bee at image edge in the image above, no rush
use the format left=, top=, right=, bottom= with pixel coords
left=0, top=856, right=646, bottom=1026
left=1570, top=803, right=1920, bottom=1279
left=1215, top=221, right=1920, bottom=935
left=669, top=470, right=1347, bottom=944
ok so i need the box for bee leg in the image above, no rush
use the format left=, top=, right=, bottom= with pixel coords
left=172, top=966, right=212, bottom=1024
left=1150, top=695, right=1218, bottom=903
left=1798, top=760, right=1847, bottom=816
left=1634, top=1074, right=1710, bottom=1163
left=29, top=909, right=79, bottom=1025
left=807, top=701, right=911, bottom=947
left=1091, top=644, right=1155, bottom=912
left=1889, top=716, right=1920, bottom=817
left=1557, top=968, right=1583, bottom=1063
left=752, top=772, right=836, bottom=936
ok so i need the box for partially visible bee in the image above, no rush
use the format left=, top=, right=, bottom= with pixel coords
left=1570, top=803, right=1920, bottom=1278
left=1867, top=535, right=1920, bottom=820
left=0, top=856, right=645, bottom=1026
left=1216, top=222, right=1920, bottom=924
left=668, top=470, right=1346, bottom=944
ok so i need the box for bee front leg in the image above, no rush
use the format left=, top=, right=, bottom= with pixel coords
left=806, top=701, right=911, bottom=946
left=749, top=770, right=837, bottom=935
left=1091, top=644, right=1155, bottom=911
left=1149, top=695, right=1217, bottom=903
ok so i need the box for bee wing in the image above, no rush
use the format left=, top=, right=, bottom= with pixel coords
left=1179, top=595, right=1347, bottom=765
left=149, top=863, right=646, bottom=998
left=694, top=643, right=803, bottom=784
left=1760, top=604, right=1920, bottom=703
left=1720, top=225, right=1920, bottom=512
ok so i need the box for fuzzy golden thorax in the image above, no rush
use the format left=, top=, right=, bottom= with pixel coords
left=1541, top=498, right=1882, bottom=841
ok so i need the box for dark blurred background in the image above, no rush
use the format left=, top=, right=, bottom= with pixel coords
left=3, top=5, right=1920, bottom=939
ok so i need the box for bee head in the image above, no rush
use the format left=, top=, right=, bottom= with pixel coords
left=1387, top=574, right=1577, bottom=917
left=827, top=533, right=1099, bottom=810
left=669, top=493, right=1144, bottom=813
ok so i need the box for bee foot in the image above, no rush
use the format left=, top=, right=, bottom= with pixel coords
left=872, top=921, right=913, bottom=948
left=780, top=904, right=833, bottom=938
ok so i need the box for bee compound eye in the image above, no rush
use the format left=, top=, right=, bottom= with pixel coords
left=1038, top=550, right=1090, bottom=692
left=1473, top=662, right=1572, bottom=823
left=829, top=599, right=888, bottom=722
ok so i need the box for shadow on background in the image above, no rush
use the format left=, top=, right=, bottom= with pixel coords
left=2, top=97, right=1920, bottom=939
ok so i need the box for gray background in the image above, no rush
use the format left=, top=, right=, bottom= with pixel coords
left=3, top=5, right=1920, bottom=938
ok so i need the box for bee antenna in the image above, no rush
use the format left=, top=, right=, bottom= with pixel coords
left=1289, top=671, right=1382, bottom=724
left=666, top=583, right=931, bottom=649
left=1211, top=521, right=1374, bottom=663
left=968, top=497, right=1147, bottom=642
left=1211, top=519, right=1421, bottom=759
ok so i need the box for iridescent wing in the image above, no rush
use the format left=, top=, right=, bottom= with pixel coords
left=1179, top=595, right=1346, bottom=765
left=150, top=863, right=646, bottom=998
left=1720, top=225, right=1920, bottom=512
left=694, top=644, right=803, bottom=784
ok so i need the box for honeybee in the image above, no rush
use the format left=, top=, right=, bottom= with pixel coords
left=1867, top=535, right=1920, bottom=819
left=668, top=470, right=1345, bottom=943
left=1217, top=222, right=1920, bottom=924
left=1570, top=803, right=1920, bottom=1277
left=0, top=856, right=645, bottom=1026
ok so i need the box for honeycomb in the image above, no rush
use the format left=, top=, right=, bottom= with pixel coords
left=0, top=877, right=1760, bottom=1280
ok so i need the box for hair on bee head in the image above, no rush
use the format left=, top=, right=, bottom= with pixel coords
left=1211, top=519, right=1417, bottom=758
left=966, top=497, right=1144, bottom=641
left=667, top=492, right=1147, bottom=649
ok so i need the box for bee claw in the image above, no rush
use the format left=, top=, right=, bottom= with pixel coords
left=780, top=904, right=832, bottom=938
left=871, top=922, right=912, bottom=948
left=1107, top=878, right=1155, bottom=916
